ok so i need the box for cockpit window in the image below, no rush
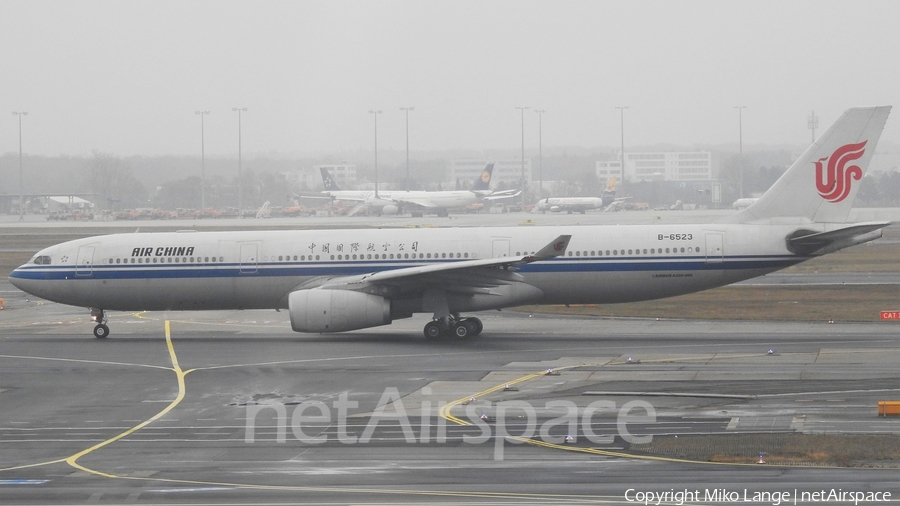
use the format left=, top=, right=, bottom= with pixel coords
left=33, top=255, right=52, bottom=265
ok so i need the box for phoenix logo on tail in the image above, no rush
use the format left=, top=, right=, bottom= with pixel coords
left=815, top=141, right=867, bottom=203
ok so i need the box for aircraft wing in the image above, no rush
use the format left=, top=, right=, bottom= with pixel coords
left=311, top=234, right=572, bottom=292
left=384, top=196, right=439, bottom=208
left=322, top=192, right=366, bottom=203
left=483, top=190, right=522, bottom=201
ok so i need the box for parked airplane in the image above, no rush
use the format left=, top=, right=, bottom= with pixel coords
left=533, top=196, right=604, bottom=214
left=9, top=107, right=891, bottom=340
left=533, top=177, right=626, bottom=214
left=321, top=163, right=517, bottom=217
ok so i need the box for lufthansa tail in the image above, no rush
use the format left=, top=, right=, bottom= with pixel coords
left=471, top=163, right=495, bottom=191
left=728, top=106, right=891, bottom=224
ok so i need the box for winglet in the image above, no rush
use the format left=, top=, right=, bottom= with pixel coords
left=529, top=235, right=571, bottom=260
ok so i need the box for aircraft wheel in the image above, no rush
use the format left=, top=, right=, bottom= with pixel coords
left=424, top=321, right=443, bottom=340
left=467, top=317, right=483, bottom=336
left=93, top=324, right=110, bottom=339
left=453, top=321, right=477, bottom=339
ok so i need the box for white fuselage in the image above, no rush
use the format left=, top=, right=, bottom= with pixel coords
left=325, top=190, right=480, bottom=209
left=535, top=197, right=604, bottom=213
left=9, top=223, right=811, bottom=316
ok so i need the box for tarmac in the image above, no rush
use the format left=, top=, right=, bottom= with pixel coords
left=2, top=209, right=900, bottom=504
left=1, top=290, right=899, bottom=504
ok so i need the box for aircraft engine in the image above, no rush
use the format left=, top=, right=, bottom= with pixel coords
left=289, top=290, right=391, bottom=333
left=381, top=204, right=400, bottom=215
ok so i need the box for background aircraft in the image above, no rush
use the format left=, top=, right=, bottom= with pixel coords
left=320, top=163, right=518, bottom=217
left=533, top=177, right=627, bottom=213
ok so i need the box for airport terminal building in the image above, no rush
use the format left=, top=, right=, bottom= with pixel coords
left=597, top=151, right=718, bottom=183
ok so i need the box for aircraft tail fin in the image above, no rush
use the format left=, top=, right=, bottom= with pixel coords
left=727, top=106, right=891, bottom=224
left=472, top=163, right=495, bottom=191
left=320, top=167, right=341, bottom=191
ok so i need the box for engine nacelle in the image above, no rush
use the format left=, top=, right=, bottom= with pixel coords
left=381, top=204, right=400, bottom=215
left=289, top=290, right=391, bottom=333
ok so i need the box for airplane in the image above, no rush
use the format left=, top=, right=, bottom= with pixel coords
left=320, top=164, right=519, bottom=217
left=533, top=196, right=604, bottom=214
left=9, top=106, right=891, bottom=341
left=532, top=177, right=626, bottom=214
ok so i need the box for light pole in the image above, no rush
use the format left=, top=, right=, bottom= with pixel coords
left=615, top=106, right=628, bottom=181
left=195, top=110, right=209, bottom=211
left=232, top=107, right=247, bottom=212
left=734, top=105, right=746, bottom=199
left=515, top=106, right=529, bottom=207
left=534, top=109, right=545, bottom=196
left=12, top=111, right=27, bottom=221
left=369, top=109, right=382, bottom=197
left=400, top=106, right=414, bottom=190
left=807, top=110, right=818, bottom=143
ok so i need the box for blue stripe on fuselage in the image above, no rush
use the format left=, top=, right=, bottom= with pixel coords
left=9, top=256, right=803, bottom=281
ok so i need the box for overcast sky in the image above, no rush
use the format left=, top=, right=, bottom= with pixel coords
left=2, top=0, right=899, bottom=157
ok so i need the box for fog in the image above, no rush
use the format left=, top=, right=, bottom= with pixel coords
left=2, top=0, right=899, bottom=159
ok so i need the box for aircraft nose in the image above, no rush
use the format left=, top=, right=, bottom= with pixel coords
left=8, top=265, right=26, bottom=289
left=8, top=264, right=38, bottom=294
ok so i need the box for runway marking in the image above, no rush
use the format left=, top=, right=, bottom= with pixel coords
left=8, top=321, right=896, bottom=498
left=436, top=361, right=883, bottom=468
left=0, top=354, right=172, bottom=371
left=64, top=320, right=193, bottom=479
left=9, top=321, right=616, bottom=503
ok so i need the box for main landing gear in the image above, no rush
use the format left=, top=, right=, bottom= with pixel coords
left=90, top=308, right=109, bottom=339
left=423, top=314, right=483, bottom=340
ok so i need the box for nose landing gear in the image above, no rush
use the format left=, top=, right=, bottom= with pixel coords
left=90, top=308, right=109, bottom=339
left=423, top=314, right=483, bottom=340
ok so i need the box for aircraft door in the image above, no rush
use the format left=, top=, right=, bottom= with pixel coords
left=75, top=246, right=95, bottom=277
left=705, top=233, right=724, bottom=263
left=492, top=239, right=510, bottom=258
left=239, top=243, right=258, bottom=274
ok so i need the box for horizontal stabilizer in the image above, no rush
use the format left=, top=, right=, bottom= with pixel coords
left=787, top=221, right=890, bottom=255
